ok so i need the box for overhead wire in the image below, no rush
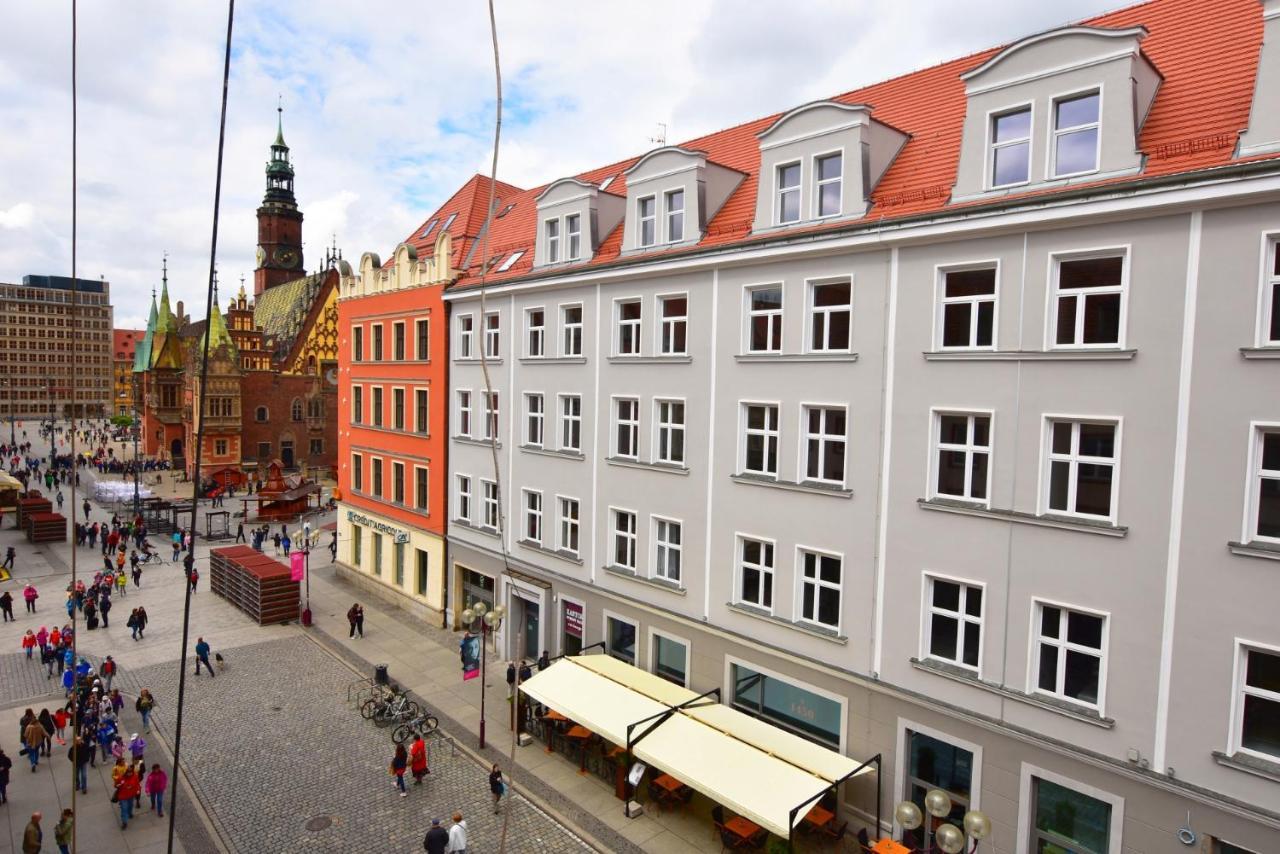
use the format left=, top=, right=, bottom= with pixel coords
left=68, top=1, right=80, bottom=849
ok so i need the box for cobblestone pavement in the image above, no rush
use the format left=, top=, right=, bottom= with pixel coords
left=133, top=635, right=593, bottom=854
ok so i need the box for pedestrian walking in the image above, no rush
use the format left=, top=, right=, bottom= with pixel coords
left=194, top=638, right=215, bottom=677
left=37, top=708, right=54, bottom=756
left=271, top=532, right=281, bottom=554
left=489, top=763, right=505, bottom=813
left=0, top=590, right=14, bottom=622
left=282, top=533, right=291, bottom=556
left=128, top=733, right=145, bottom=764
left=423, top=818, right=449, bottom=854
left=135, top=689, right=156, bottom=732
left=52, top=707, right=67, bottom=745
left=390, top=744, right=408, bottom=797
left=2, top=546, right=14, bottom=570
left=347, top=603, right=360, bottom=638
left=114, top=764, right=141, bottom=829
left=21, top=812, right=41, bottom=854
left=69, top=736, right=91, bottom=793
left=101, top=656, right=117, bottom=691
left=22, top=714, right=44, bottom=771
left=355, top=604, right=365, bottom=638
left=329, top=532, right=337, bottom=561
left=447, top=813, right=468, bottom=853
left=99, top=596, right=112, bottom=629
left=82, top=498, right=90, bottom=518
left=188, top=566, right=199, bottom=593
left=145, top=764, right=167, bottom=816
left=410, top=734, right=428, bottom=784
left=0, top=748, right=10, bottom=803
left=131, top=561, right=142, bottom=588
left=135, top=606, right=148, bottom=639
left=54, top=809, right=73, bottom=854
left=235, top=522, right=245, bottom=543
left=23, top=583, right=38, bottom=613
left=21, top=630, right=36, bottom=659
left=116, top=571, right=126, bottom=597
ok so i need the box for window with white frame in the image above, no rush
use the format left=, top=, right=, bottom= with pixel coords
left=561, top=304, right=583, bottom=356
left=738, top=536, right=774, bottom=610
left=558, top=497, right=580, bottom=555
left=653, top=517, right=682, bottom=582
left=1028, top=774, right=1115, bottom=854
left=924, top=576, right=983, bottom=671
left=372, top=324, right=384, bottom=360
left=803, top=406, right=847, bottom=485
left=352, top=326, right=364, bottom=362
left=415, top=389, right=429, bottom=433
left=546, top=219, right=560, bottom=263
left=524, top=393, right=544, bottom=447
left=665, top=189, right=684, bottom=242
left=1033, top=602, right=1106, bottom=708
left=482, top=391, right=499, bottom=440
left=416, top=319, right=430, bottom=359
left=392, top=388, right=405, bottom=430
left=815, top=152, right=842, bottom=218
left=612, top=509, right=637, bottom=570
left=617, top=299, right=641, bottom=355
left=371, top=387, right=383, bottom=427
left=457, top=315, right=474, bottom=358
left=614, top=398, right=639, bottom=459
left=1052, top=91, right=1101, bottom=177
left=658, top=295, right=687, bottom=355
left=483, top=312, right=501, bottom=358
left=939, top=267, right=996, bottom=349
left=1045, top=419, right=1118, bottom=520
left=522, top=489, right=542, bottom=544
left=1234, top=644, right=1280, bottom=760
left=1249, top=427, right=1280, bottom=542
left=747, top=286, right=783, bottom=353
left=566, top=213, right=581, bottom=260
left=392, top=461, right=405, bottom=504
left=990, top=106, right=1031, bottom=188
left=1265, top=238, right=1280, bottom=346
left=371, top=457, right=383, bottom=496
left=393, top=321, right=406, bottom=360
left=351, top=453, right=363, bottom=491
left=456, top=474, right=472, bottom=521
left=800, top=550, right=842, bottom=629
left=652, top=632, right=688, bottom=686
left=655, top=400, right=685, bottom=465
left=526, top=308, right=545, bottom=357
left=933, top=412, right=991, bottom=503
left=440, top=212, right=457, bottom=232
left=777, top=162, right=801, bottom=224
left=742, top=403, right=779, bottom=477
left=809, top=280, right=851, bottom=352
left=481, top=480, right=499, bottom=529
left=1052, top=255, right=1124, bottom=348
left=414, top=467, right=428, bottom=511
left=352, top=386, right=363, bottom=425
left=559, top=394, right=582, bottom=452
left=607, top=615, right=637, bottom=664
left=455, top=390, right=472, bottom=438
left=638, top=196, right=656, bottom=247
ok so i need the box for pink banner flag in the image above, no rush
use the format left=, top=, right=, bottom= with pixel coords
left=290, top=551, right=305, bottom=582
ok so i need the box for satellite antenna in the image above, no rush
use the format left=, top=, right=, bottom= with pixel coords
left=649, top=122, right=667, bottom=146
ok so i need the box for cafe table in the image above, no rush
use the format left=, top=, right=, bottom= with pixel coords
left=564, top=724, right=593, bottom=774
left=541, top=709, right=568, bottom=752
left=650, top=773, right=686, bottom=811
left=724, top=815, right=763, bottom=844
left=803, top=803, right=834, bottom=831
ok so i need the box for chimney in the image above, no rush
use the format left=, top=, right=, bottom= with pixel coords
left=1240, top=0, right=1280, bottom=157
left=176, top=300, right=184, bottom=324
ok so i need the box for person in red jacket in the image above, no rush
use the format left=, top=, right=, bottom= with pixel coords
left=410, top=734, right=428, bottom=785
left=114, top=766, right=141, bottom=829
left=145, top=764, right=168, bottom=817
left=20, top=631, right=36, bottom=660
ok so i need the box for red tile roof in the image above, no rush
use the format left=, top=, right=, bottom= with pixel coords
left=401, top=0, right=1270, bottom=291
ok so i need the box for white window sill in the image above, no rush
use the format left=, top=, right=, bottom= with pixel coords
left=454, top=436, right=502, bottom=450
left=518, top=356, right=588, bottom=365
left=726, top=601, right=847, bottom=644
left=519, top=445, right=585, bottom=461
left=731, top=472, right=852, bottom=498
left=606, top=457, right=690, bottom=476
left=1212, top=750, right=1280, bottom=783
left=734, top=352, right=859, bottom=363
left=516, top=539, right=583, bottom=565
left=606, top=355, right=692, bottom=365
left=603, top=564, right=686, bottom=595
left=452, top=519, right=500, bottom=539
left=911, top=658, right=1114, bottom=728
left=453, top=357, right=503, bottom=366
left=1227, top=540, right=1280, bottom=561
left=923, top=349, right=1135, bottom=362
left=918, top=498, right=1127, bottom=537
left=1239, top=347, right=1280, bottom=360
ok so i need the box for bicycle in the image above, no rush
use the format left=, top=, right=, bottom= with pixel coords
left=392, top=712, right=440, bottom=745
left=137, top=551, right=166, bottom=566
left=361, top=687, right=419, bottom=728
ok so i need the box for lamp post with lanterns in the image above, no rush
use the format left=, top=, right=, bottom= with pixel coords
left=293, top=520, right=313, bottom=626
left=894, top=790, right=991, bottom=854
left=459, top=601, right=506, bottom=749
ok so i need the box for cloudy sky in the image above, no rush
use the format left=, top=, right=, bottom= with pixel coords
left=0, top=0, right=1121, bottom=328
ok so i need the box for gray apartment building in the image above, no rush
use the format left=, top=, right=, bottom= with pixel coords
left=438, top=1, right=1280, bottom=850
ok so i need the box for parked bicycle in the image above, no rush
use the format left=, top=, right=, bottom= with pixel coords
left=360, top=686, right=419, bottom=727
left=392, top=712, right=440, bottom=745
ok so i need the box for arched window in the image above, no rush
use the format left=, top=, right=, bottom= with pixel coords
left=255, top=406, right=268, bottom=423
left=291, top=398, right=303, bottom=421
left=307, top=355, right=317, bottom=374
left=307, top=398, right=323, bottom=419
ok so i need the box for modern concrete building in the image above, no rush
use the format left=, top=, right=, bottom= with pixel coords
left=436, top=0, right=1280, bottom=851
left=0, top=274, right=113, bottom=419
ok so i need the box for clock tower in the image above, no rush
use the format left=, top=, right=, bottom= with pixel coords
left=254, top=104, right=304, bottom=296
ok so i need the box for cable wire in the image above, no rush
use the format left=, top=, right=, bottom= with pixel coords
left=68, top=1, right=80, bottom=848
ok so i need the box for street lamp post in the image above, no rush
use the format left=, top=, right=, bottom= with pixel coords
left=459, top=601, right=506, bottom=749
left=894, top=791, right=991, bottom=854
left=293, top=520, right=313, bottom=625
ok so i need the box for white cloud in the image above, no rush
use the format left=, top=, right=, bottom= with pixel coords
left=0, top=0, right=1121, bottom=325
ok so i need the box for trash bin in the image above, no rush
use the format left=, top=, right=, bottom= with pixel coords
left=374, top=664, right=390, bottom=686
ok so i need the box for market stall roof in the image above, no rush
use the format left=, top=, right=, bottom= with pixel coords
left=519, top=653, right=875, bottom=839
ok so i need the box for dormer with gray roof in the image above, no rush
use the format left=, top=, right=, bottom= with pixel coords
left=620, top=146, right=744, bottom=253
left=533, top=178, right=624, bottom=268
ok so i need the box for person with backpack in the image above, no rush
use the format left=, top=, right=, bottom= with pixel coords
left=22, top=583, right=38, bottom=614
left=135, top=689, right=155, bottom=732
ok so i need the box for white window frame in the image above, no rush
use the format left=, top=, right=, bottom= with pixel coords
left=480, top=479, right=500, bottom=530
left=372, top=322, right=385, bottom=361
left=415, top=317, right=430, bottom=360
left=740, top=401, right=781, bottom=478
left=649, top=627, right=691, bottom=688
left=457, top=314, right=474, bottom=359
left=525, top=307, right=545, bottom=358
left=735, top=533, right=776, bottom=613
left=652, top=515, right=683, bottom=583
left=370, top=385, right=384, bottom=428
left=440, top=212, right=457, bottom=232
left=566, top=213, right=581, bottom=261
left=455, top=390, right=472, bottom=438
left=352, top=324, right=365, bottom=362
left=986, top=101, right=1033, bottom=190
left=481, top=391, right=499, bottom=441
left=352, top=385, right=364, bottom=425
left=776, top=160, right=801, bottom=225
left=613, top=396, right=640, bottom=460
left=934, top=261, right=1000, bottom=351
left=392, top=320, right=406, bottom=361
left=497, top=250, right=524, bottom=272
left=351, top=453, right=363, bottom=492
left=483, top=311, right=501, bottom=359
left=1016, top=764, right=1124, bottom=854
left=610, top=506, right=638, bottom=570
left=800, top=404, right=848, bottom=487
left=1228, top=638, right=1280, bottom=762
left=1027, top=597, right=1110, bottom=713
left=813, top=149, right=843, bottom=219
left=928, top=408, right=994, bottom=506
left=806, top=276, right=853, bottom=354
left=744, top=283, right=784, bottom=354
left=524, top=392, right=544, bottom=448
left=391, top=460, right=406, bottom=504
left=1256, top=233, right=1280, bottom=347
left=657, top=293, right=688, bottom=356
left=392, top=386, right=406, bottom=430
left=604, top=610, right=640, bottom=665
left=455, top=474, right=472, bottom=522
left=522, top=488, right=543, bottom=545
left=413, top=465, right=429, bottom=511
left=615, top=297, right=642, bottom=356
left=1242, top=421, right=1280, bottom=545
left=415, top=388, right=429, bottom=434
left=637, top=195, right=657, bottom=247
left=1047, top=247, right=1129, bottom=350
left=1049, top=87, right=1103, bottom=180
left=892, top=719, right=984, bottom=842
left=654, top=398, right=685, bottom=466
left=561, top=303, right=584, bottom=356
left=723, top=655, right=849, bottom=752
left=558, top=393, right=582, bottom=453
left=557, top=495, right=581, bottom=556
left=664, top=188, right=685, bottom=243
left=920, top=572, right=986, bottom=675
left=1040, top=415, right=1122, bottom=523
left=796, top=546, right=843, bottom=633
left=545, top=218, right=560, bottom=263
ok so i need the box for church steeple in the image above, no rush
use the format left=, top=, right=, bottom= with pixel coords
left=265, top=100, right=296, bottom=205
left=255, top=99, right=305, bottom=297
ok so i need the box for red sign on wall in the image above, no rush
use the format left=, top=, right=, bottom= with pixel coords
left=563, top=601, right=583, bottom=639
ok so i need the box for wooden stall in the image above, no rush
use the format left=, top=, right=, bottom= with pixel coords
left=17, top=495, right=52, bottom=529
left=209, top=545, right=299, bottom=626
left=26, top=512, right=67, bottom=543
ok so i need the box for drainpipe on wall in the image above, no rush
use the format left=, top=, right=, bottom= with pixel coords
left=441, top=288, right=453, bottom=631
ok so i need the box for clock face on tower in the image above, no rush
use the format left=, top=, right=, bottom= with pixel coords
left=274, top=248, right=300, bottom=269
left=256, top=246, right=266, bottom=267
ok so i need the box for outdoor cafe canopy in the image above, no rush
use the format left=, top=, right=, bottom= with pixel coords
left=519, top=653, right=877, bottom=840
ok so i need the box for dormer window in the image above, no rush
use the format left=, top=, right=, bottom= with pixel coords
left=665, top=190, right=684, bottom=242
left=637, top=197, right=657, bottom=247
left=546, top=219, right=560, bottom=263
left=991, top=107, right=1031, bottom=188
left=815, top=153, right=842, bottom=218
left=1052, top=92, right=1100, bottom=178
left=534, top=176, right=625, bottom=268
left=566, top=214, right=581, bottom=260
left=777, top=163, right=801, bottom=224
left=621, top=146, right=745, bottom=254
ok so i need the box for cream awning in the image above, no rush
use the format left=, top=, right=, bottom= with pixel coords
left=519, top=654, right=876, bottom=839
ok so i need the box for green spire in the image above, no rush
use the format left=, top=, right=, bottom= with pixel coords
left=133, top=290, right=158, bottom=373
left=155, top=260, right=177, bottom=334
left=201, top=295, right=237, bottom=358
left=274, top=98, right=286, bottom=147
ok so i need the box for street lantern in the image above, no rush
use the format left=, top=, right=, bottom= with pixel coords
left=893, top=791, right=990, bottom=854
left=293, top=527, right=313, bottom=626
left=461, top=601, right=506, bottom=748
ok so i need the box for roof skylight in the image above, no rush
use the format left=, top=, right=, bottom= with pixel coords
left=497, top=250, right=525, bottom=272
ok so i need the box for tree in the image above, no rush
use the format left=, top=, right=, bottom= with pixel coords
left=110, top=414, right=134, bottom=428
